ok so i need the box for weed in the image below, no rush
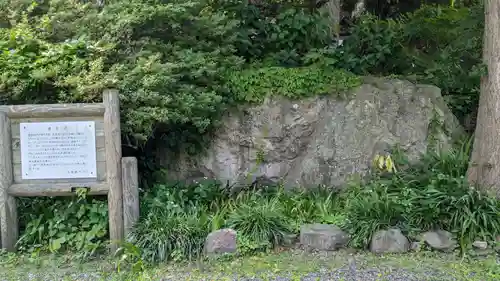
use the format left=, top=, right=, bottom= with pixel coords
left=227, top=195, right=292, bottom=247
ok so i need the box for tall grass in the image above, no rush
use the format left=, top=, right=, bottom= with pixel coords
left=344, top=138, right=500, bottom=250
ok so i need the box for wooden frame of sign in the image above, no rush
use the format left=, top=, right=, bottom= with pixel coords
left=0, top=89, right=139, bottom=253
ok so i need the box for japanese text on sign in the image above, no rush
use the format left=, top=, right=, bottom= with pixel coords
left=20, top=121, right=97, bottom=180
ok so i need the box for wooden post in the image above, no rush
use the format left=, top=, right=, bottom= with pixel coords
left=0, top=113, right=17, bottom=251
left=103, top=89, right=123, bottom=253
left=122, top=157, right=139, bottom=237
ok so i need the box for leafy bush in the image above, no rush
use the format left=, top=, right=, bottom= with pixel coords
left=332, top=4, right=484, bottom=121
left=335, top=14, right=407, bottom=75
left=140, top=180, right=229, bottom=214
left=128, top=206, right=209, bottom=263
left=279, top=187, right=346, bottom=233
left=0, top=0, right=243, bottom=143
left=227, top=194, right=292, bottom=247
left=401, top=4, right=484, bottom=119
left=128, top=180, right=231, bottom=262
left=225, top=3, right=332, bottom=63
left=0, top=0, right=338, bottom=145
left=17, top=190, right=108, bottom=258
left=344, top=139, right=500, bottom=250
left=227, top=65, right=361, bottom=103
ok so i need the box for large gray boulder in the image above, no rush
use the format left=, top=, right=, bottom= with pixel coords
left=157, top=78, right=462, bottom=188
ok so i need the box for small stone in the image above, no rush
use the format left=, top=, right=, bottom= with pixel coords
left=472, top=241, right=488, bottom=250
left=204, top=228, right=237, bottom=255
left=300, top=224, right=349, bottom=251
left=410, top=241, right=421, bottom=252
left=283, top=233, right=298, bottom=246
left=370, top=228, right=410, bottom=254
left=470, top=248, right=495, bottom=258
left=422, top=230, right=457, bottom=252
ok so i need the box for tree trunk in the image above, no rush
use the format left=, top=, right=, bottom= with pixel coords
left=467, top=0, right=500, bottom=195
left=324, top=0, right=341, bottom=39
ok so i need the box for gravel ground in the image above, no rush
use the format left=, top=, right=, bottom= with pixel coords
left=4, top=266, right=468, bottom=281
left=0, top=250, right=495, bottom=281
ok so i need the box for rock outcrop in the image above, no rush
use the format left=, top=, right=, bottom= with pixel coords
left=158, top=77, right=462, bottom=189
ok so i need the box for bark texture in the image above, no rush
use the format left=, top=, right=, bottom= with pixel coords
left=323, top=0, right=341, bottom=38
left=467, top=0, right=500, bottom=195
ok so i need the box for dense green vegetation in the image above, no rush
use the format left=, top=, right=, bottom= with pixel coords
left=0, top=0, right=497, bottom=277
left=123, top=138, right=500, bottom=263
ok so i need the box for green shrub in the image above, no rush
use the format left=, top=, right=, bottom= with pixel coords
left=344, top=139, right=500, bottom=250
left=129, top=180, right=230, bottom=262
left=401, top=4, right=484, bottom=119
left=226, top=3, right=332, bottom=63
left=279, top=187, right=346, bottom=233
left=236, top=234, right=271, bottom=256
left=227, top=65, right=361, bottom=103
left=331, top=4, right=484, bottom=120
left=0, top=0, right=243, bottom=143
left=226, top=194, right=292, bottom=247
left=336, top=14, right=407, bottom=75
left=17, top=191, right=108, bottom=258
left=128, top=207, right=209, bottom=263
left=0, top=0, right=338, bottom=145
left=141, top=180, right=229, bottom=214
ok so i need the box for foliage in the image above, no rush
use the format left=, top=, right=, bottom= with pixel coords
left=17, top=190, right=108, bottom=258
left=226, top=194, right=292, bottom=247
left=236, top=234, right=271, bottom=256
left=128, top=206, right=209, bottom=263
left=400, top=4, right=484, bottom=119
left=227, top=65, right=360, bottom=103
left=139, top=179, right=229, bottom=215
left=335, top=14, right=407, bottom=75
left=0, top=0, right=337, bottom=147
left=128, top=180, right=230, bottom=262
left=114, top=242, right=147, bottom=275
left=308, top=4, right=484, bottom=122
left=0, top=0, right=243, bottom=143
left=279, top=187, right=346, bottom=233
left=344, top=138, right=500, bottom=250
left=222, top=2, right=332, bottom=63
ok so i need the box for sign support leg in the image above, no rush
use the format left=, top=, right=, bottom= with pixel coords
left=104, top=90, right=124, bottom=253
left=0, top=113, right=18, bottom=251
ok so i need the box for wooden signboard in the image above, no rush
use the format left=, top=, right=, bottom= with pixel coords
left=0, top=89, right=139, bottom=252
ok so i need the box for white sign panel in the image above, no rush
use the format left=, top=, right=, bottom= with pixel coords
left=20, top=121, right=97, bottom=180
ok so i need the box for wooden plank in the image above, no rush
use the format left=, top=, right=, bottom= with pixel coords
left=13, top=161, right=106, bottom=183
left=104, top=89, right=123, bottom=253
left=0, top=113, right=17, bottom=251
left=0, top=103, right=105, bottom=118
left=122, top=157, right=139, bottom=237
left=8, top=182, right=108, bottom=197
left=12, top=147, right=106, bottom=164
